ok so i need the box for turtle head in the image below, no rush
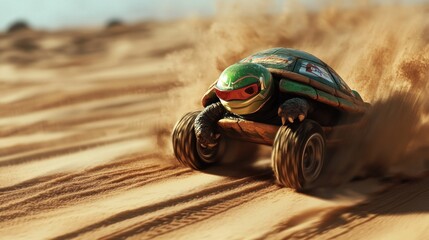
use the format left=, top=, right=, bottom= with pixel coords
left=215, top=63, right=273, bottom=115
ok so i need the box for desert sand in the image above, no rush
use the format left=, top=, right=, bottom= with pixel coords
left=0, top=2, right=428, bottom=239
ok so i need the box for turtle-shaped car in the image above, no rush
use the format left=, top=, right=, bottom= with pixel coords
left=172, top=48, right=370, bottom=191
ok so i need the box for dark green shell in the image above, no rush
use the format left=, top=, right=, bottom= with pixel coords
left=240, top=48, right=369, bottom=113
left=240, top=48, right=325, bottom=68
left=203, top=48, right=369, bottom=113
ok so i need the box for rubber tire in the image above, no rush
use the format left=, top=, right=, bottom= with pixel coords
left=272, top=120, right=326, bottom=191
left=172, top=111, right=223, bottom=170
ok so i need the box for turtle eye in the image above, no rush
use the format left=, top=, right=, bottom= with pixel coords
left=245, top=86, right=255, bottom=95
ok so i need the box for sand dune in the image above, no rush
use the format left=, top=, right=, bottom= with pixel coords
left=0, top=1, right=428, bottom=239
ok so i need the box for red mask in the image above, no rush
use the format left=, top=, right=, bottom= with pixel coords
left=215, top=83, right=260, bottom=101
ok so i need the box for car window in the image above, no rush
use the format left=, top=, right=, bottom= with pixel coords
left=241, top=55, right=296, bottom=71
left=330, top=69, right=353, bottom=95
left=296, top=60, right=336, bottom=87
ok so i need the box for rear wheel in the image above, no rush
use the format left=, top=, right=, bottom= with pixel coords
left=272, top=120, right=326, bottom=191
left=172, top=112, right=224, bottom=170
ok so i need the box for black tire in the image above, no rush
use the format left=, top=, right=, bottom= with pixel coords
left=172, top=111, right=223, bottom=170
left=272, top=120, right=326, bottom=191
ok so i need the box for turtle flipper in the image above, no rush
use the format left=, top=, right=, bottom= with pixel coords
left=194, top=102, right=226, bottom=148
left=278, top=98, right=313, bottom=124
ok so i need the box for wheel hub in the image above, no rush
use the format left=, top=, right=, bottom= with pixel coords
left=196, top=138, right=224, bottom=164
left=301, top=133, right=324, bottom=183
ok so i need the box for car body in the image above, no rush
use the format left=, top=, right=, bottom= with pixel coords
left=173, top=48, right=370, bottom=191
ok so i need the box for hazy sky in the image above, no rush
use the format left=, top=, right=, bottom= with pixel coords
left=0, top=0, right=215, bottom=31
left=0, top=0, right=426, bottom=31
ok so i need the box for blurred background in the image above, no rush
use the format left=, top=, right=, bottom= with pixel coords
left=0, top=0, right=213, bottom=31
left=1, top=0, right=428, bottom=31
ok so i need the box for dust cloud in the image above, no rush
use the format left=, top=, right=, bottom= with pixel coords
left=167, top=0, right=429, bottom=181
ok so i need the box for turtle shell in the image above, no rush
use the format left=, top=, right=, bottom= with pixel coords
left=202, top=48, right=369, bottom=114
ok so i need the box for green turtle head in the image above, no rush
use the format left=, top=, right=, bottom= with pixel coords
left=215, top=63, right=273, bottom=115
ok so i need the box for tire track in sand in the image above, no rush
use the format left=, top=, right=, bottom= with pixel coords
left=0, top=133, right=146, bottom=167
left=102, top=180, right=278, bottom=240
left=53, top=174, right=278, bottom=240
left=0, top=80, right=178, bottom=117
left=0, top=153, right=157, bottom=194
left=0, top=164, right=159, bottom=204
left=0, top=154, right=192, bottom=222
left=0, top=109, right=146, bottom=138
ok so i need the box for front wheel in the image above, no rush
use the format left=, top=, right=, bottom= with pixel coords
left=272, top=120, right=326, bottom=191
left=172, top=111, right=224, bottom=170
